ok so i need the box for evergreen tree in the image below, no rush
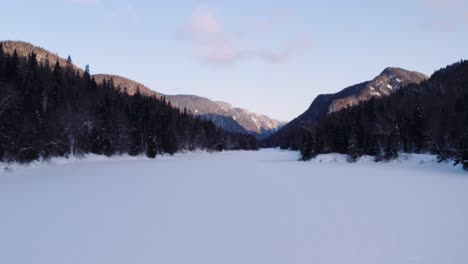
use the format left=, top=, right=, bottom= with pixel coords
left=84, top=64, right=90, bottom=79
left=47, top=60, right=62, bottom=111
left=462, top=132, right=468, bottom=170
left=300, top=132, right=313, bottom=161
left=11, top=49, right=21, bottom=84
left=347, top=131, right=360, bottom=162
left=65, top=55, right=73, bottom=77
left=412, top=104, right=425, bottom=151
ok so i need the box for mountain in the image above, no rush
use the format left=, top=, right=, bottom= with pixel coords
left=297, top=60, right=468, bottom=166
left=267, top=67, right=428, bottom=148
left=0, top=41, right=258, bottom=163
left=95, top=74, right=285, bottom=139
left=167, top=95, right=285, bottom=139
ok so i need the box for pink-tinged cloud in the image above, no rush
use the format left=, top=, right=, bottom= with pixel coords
left=178, top=8, right=311, bottom=65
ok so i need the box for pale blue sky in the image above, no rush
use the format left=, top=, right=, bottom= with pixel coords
left=2, top=0, right=467, bottom=120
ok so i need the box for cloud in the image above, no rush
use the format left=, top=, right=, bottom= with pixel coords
left=65, top=0, right=100, bottom=5
left=178, top=8, right=311, bottom=65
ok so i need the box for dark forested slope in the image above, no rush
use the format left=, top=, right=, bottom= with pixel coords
left=0, top=44, right=257, bottom=162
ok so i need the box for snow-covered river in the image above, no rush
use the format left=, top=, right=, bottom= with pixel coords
left=1, top=149, right=467, bottom=264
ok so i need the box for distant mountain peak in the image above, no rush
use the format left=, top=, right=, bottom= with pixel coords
left=380, top=67, right=427, bottom=78
left=381, top=67, right=405, bottom=75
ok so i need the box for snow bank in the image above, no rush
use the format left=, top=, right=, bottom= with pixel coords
left=1, top=149, right=463, bottom=174
left=311, top=152, right=462, bottom=172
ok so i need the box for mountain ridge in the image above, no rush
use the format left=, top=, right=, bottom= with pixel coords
left=0, top=40, right=283, bottom=139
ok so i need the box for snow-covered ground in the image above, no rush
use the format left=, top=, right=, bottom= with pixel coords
left=1, top=149, right=467, bottom=264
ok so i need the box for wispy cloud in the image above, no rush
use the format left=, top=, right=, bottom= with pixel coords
left=65, top=0, right=100, bottom=6
left=177, top=7, right=311, bottom=65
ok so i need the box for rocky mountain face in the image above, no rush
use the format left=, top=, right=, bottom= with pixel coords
left=328, top=67, right=428, bottom=114
left=267, top=67, right=428, bottom=146
left=166, top=95, right=285, bottom=139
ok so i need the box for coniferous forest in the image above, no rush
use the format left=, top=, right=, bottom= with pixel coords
left=275, top=61, right=468, bottom=169
left=0, top=44, right=258, bottom=163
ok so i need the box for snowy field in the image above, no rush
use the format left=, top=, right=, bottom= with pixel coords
left=1, top=149, right=467, bottom=264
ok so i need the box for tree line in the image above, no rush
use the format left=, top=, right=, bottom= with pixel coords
left=0, top=44, right=258, bottom=163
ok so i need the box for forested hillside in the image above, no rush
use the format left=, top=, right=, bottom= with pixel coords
left=265, top=67, right=427, bottom=149
left=0, top=44, right=257, bottom=162
left=295, top=60, right=468, bottom=169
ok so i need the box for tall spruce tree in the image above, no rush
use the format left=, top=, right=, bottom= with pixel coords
left=84, top=64, right=90, bottom=79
